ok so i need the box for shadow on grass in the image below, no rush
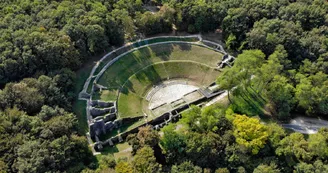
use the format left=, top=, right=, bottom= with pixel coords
left=149, top=43, right=174, bottom=61
left=72, top=100, right=89, bottom=135
left=99, top=119, right=143, bottom=141
left=231, top=87, right=267, bottom=116
left=178, top=43, right=192, bottom=51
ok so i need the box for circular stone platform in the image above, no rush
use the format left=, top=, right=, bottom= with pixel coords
left=147, top=81, right=199, bottom=110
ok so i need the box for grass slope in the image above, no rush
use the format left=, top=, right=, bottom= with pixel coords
left=98, top=43, right=222, bottom=88
left=117, top=61, right=218, bottom=118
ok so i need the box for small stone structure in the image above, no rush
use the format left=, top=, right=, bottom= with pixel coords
left=88, top=100, right=121, bottom=139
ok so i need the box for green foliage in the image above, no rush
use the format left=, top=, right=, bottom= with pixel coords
left=233, top=115, right=268, bottom=154
left=295, top=72, right=328, bottom=115
left=253, top=163, right=280, bottom=173
left=132, top=146, right=161, bottom=173
left=127, top=126, right=160, bottom=155
left=276, top=133, right=313, bottom=162
left=181, top=105, right=232, bottom=134
left=215, top=168, right=230, bottom=173
left=308, top=132, right=328, bottom=159
left=222, top=7, right=249, bottom=43
left=185, top=132, right=224, bottom=168
left=294, top=160, right=328, bottom=173
left=0, top=107, right=92, bottom=173
left=267, top=123, right=286, bottom=148
left=171, top=161, right=202, bottom=173
left=135, top=5, right=174, bottom=35
left=115, top=161, right=133, bottom=173
left=226, top=34, right=237, bottom=50
left=98, top=155, right=116, bottom=170
left=1, top=0, right=328, bottom=172
left=160, top=124, right=186, bottom=164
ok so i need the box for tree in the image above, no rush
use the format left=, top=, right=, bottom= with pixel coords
left=98, top=155, right=116, bottom=170
left=276, top=133, right=312, bottom=162
left=0, top=82, right=44, bottom=115
left=264, top=75, right=295, bottom=119
left=267, top=123, right=286, bottom=148
left=222, top=8, right=249, bottom=45
left=279, top=2, right=327, bottom=30
left=15, top=140, right=49, bottom=173
left=247, top=18, right=303, bottom=58
left=253, top=163, right=280, bottom=173
left=218, top=50, right=265, bottom=98
left=185, top=132, right=224, bottom=168
left=0, top=160, right=6, bottom=173
left=132, top=146, right=161, bottom=173
left=115, top=161, right=133, bottom=173
left=295, top=71, right=328, bottom=115
left=171, top=161, right=202, bottom=173
left=215, top=168, right=230, bottom=173
left=294, top=160, right=328, bottom=173
left=308, top=133, right=328, bottom=159
left=160, top=124, right=186, bottom=164
left=233, top=115, right=268, bottom=154
left=127, top=126, right=159, bottom=155
left=181, top=105, right=232, bottom=134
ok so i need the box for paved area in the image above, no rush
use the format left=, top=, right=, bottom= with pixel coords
left=205, top=91, right=228, bottom=106
left=282, top=116, right=328, bottom=134
left=148, top=83, right=199, bottom=109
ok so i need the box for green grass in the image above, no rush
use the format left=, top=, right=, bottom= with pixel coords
left=73, top=53, right=107, bottom=134
left=117, top=92, right=145, bottom=118
left=93, top=37, right=199, bottom=76
left=87, top=42, right=223, bottom=138
left=95, top=43, right=223, bottom=109
left=87, top=77, right=96, bottom=93
left=99, top=119, right=145, bottom=141
left=123, top=63, right=167, bottom=96
left=117, top=61, right=219, bottom=118
left=163, top=61, right=211, bottom=86
left=93, top=90, right=118, bottom=101
left=230, top=87, right=268, bottom=117
left=98, top=142, right=132, bottom=160
left=73, top=100, right=88, bottom=135
left=98, top=43, right=223, bottom=88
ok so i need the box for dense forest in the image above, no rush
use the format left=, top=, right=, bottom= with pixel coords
left=0, top=0, right=327, bottom=172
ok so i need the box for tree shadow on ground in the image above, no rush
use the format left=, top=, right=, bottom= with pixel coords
left=231, top=88, right=267, bottom=116
left=178, top=42, right=192, bottom=51
left=120, top=80, right=135, bottom=95
left=149, top=43, right=174, bottom=61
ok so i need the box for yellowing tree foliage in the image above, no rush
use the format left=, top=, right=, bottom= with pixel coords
left=233, top=115, right=268, bottom=154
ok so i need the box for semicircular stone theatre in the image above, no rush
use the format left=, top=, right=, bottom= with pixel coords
left=78, top=35, right=235, bottom=152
